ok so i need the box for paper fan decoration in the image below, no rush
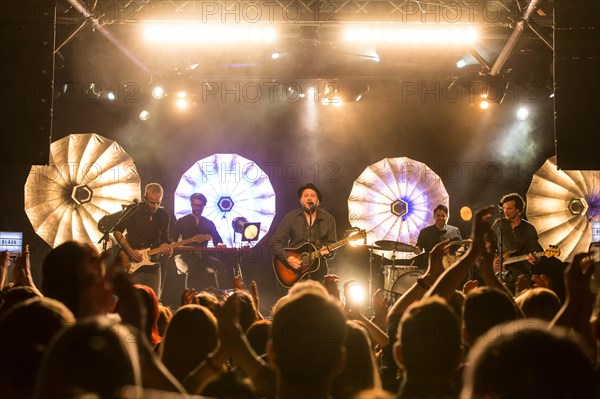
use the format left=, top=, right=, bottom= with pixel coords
left=348, top=157, right=449, bottom=246
left=174, top=153, right=276, bottom=247
left=25, top=133, right=141, bottom=248
left=526, top=156, right=600, bottom=262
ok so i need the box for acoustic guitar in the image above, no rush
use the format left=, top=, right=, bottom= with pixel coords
left=273, top=230, right=366, bottom=288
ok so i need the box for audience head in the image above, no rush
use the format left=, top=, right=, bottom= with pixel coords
left=33, top=317, right=140, bottom=399
left=270, top=291, right=347, bottom=388
left=0, top=285, right=42, bottom=316
left=0, top=297, right=75, bottom=399
left=133, top=284, right=161, bottom=346
left=157, top=304, right=173, bottom=337
left=159, top=304, right=218, bottom=382
left=463, top=287, right=521, bottom=347
left=41, top=241, right=102, bottom=317
left=245, top=319, right=272, bottom=357
left=462, top=320, right=595, bottom=399
left=515, top=287, right=561, bottom=322
left=332, top=320, right=380, bottom=399
left=396, top=297, right=462, bottom=380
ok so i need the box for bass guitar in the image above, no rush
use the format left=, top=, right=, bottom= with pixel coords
left=502, top=245, right=561, bottom=266
left=122, top=234, right=211, bottom=274
left=273, top=229, right=366, bottom=288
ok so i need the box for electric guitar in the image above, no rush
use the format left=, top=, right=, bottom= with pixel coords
left=273, top=229, right=366, bottom=288
left=502, top=245, right=561, bottom=266
left=122, top=234, right=211, bottom=274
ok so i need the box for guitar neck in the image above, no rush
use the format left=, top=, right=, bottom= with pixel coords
left=504, top=251, right=545, bottom=265
left=309, top=237, right=352, bottom=261
left=146, top=235, right=209, bottom=256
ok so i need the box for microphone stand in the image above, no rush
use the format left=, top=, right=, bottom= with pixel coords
left=97, top=200, right=142, bottom=251
left=497, top=207, right=504, bottom=283
left=307, top=205, right=314, bottom=280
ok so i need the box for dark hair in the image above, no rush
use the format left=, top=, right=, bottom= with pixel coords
left=500, top=193, right=525, bottom=212
left=190, top=193, right=207, bottom=205
left=41, top=241, right=100, bottom=316
left=463, top=287, right=520, bottom=346
left=433, top=204, right=448, bottom=215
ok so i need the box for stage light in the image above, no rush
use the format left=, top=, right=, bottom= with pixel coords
left=346, top=283, right=366, bottom=306
left=176, top=98, right=188, bottom=109
left=139, top=110, right=150, bottom=121
left=271, top=52, right=280, bottom=59
left=460, top=206, right=473, bottom=221
left=152, top=86, right=166, bottom=99
left=176, top=91, right=187, bottom=98
left=516, top=107, right=529, bottom=120
left=355, top=85, right=370, bottom=102
left=232, top=217, right=261, bottom=242
left=144, top=23, right=277, bottom=44
left=456, top=59, right=467, bottom=68
left=107, top=91, right=116, bottom=101
left=480, top=100, right=489, bottom=109
left=85, top=83, right=101, bottom=100
left=481, top=74, right=508, bottom=104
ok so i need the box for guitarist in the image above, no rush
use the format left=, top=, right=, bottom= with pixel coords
left=488, top=193, right=543, bottom=292
left=271, top=183, right=337, bottom=285
left=170, top=192, right=228, bottom=290
left=113, top=183, right=173, bottom=297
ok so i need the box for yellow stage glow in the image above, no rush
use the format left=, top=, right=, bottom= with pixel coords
left=343, top=26, right=478, bottom=45
left=144, top=23, right=277, bottom=44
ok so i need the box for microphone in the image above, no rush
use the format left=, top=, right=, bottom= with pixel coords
left=307, top=202, right=316, bottom=211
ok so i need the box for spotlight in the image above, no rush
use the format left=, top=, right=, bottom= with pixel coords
left=85, top=83, right=101, bottom=100
left=271, top=52, right=280, bottom=59
left=107, top=91, right=116, bottom=101
left=152, top=86, right=166, bottom=99
left=355, top=85, right=370, bottom=102
left=175, top=98, right=188, bottom=110
left=176, top=91, right=187, bottom=98
left=481, top=74, right=508, bottom=104
left=456, top=59, right=467, bottom=68
left=460, top=206, right=473, bottom=221
left=345, top=282, right=366, bottom=306
left=232, top=217, right=261, bottom=242
left=139, top=110, right=151, bottom=121
left=479, top=100, right=489, bottom=109
left=516, top=107, right=529, bottom=120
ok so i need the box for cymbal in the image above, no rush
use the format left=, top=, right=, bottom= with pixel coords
left=356, top=244, right=383, bottom=250
left=375, top=240, right=418, bottom=253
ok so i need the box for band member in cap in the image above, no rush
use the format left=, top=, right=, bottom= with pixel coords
left=412, top=204, right=462, bottom=269
left=271, top=183, right=337, bottom=284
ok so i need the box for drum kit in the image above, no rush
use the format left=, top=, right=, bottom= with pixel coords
left=360, top=239, right=471, bottom=300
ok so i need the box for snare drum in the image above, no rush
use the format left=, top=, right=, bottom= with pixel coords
left=383, top=266, right=420, bottom=292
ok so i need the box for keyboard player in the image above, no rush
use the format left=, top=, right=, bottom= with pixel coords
left=170, top=193, right=228, bottom=290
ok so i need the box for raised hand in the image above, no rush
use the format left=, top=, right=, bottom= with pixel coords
left=463, top=279, right=479, bottom=295
left=13, top=245, right=38, bottom=291
left=181, top=288, right=199, bottom=306
left=371, top=288, right=388, bottom=327
left=323, top=274, right=341, bottom=300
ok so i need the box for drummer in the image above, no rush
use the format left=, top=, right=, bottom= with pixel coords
left=412, top=204, right=462, bottom=269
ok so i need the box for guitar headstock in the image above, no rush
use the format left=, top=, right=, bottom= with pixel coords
left=349, top=229, right=367, bottom=243
left=545, top=244, right=561, bottom=258
left=193, top=234, right=212, bottom=244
